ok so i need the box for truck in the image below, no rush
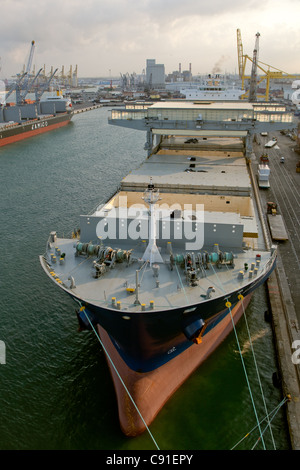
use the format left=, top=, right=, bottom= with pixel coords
left=265, top=138, right=277, bottom=148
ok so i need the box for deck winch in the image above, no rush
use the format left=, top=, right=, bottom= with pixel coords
left=170, top=249, right=234, bottom=271
left=75, top=242, right=133, bottom=278
left=170, top=248, right=234, bottom=287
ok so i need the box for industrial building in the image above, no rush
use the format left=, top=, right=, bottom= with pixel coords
left=146, top=59, right=165, bottom=89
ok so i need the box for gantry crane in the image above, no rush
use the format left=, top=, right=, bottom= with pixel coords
left=237, top=29, right=300, bottom=101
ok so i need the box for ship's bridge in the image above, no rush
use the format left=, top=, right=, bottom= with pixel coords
left=108, top=101, right=295, bottom=156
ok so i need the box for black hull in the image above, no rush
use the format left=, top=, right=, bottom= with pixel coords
left=0, top=112, right=73, bottom=146
left=72, top=256, right=276, bottom=372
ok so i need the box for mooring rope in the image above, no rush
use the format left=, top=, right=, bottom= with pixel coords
left=226, top=300, right=266, bottom=449
left=209, top=263, right=227, bottom=294
left=238, top=294, right=276, bottom=449
left=211, top=264, right=276, bottom=449
left=81, top=306, right=160, bottom=451
left=207, top=260, right=282, bottom=449
left=231, top=396, right=288, bottom=450
left=174, top=262, right=189, bottom=303
left=250, top=396, right=288, bottom=450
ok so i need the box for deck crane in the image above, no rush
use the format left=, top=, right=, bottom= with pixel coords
left=34, top=68, right=58, bottom=102
left=14, top=40, right=36, bottom=105
left=237, top=29, right=300, bottom=100
left=20, top=67, right=43, bottom=102
left=4, top=72, right=27, bottom=104
left=249, top=32, right=260, bottom=102
left=21, top=41, right=36, bottom=94
left=25, top=41, right=35, bottom=74
left=2, top=40, right=37, bottom=106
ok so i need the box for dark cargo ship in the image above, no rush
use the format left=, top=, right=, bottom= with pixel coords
left=40, top=100, right=294, bottom=437
left=0, top=94, right=73, bottom=147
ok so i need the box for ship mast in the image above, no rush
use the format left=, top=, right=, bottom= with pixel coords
left=142, top=179, right=163, bottom=266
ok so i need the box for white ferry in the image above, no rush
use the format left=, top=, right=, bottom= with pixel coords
left=180, top=74, right=244, bottom=100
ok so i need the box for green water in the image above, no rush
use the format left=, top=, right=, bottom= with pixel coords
left=0, top=108, right=290, bottom=450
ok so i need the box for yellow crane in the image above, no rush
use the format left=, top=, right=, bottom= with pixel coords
left=237, top=29, right=300, bottom=101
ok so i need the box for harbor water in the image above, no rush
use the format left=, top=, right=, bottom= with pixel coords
left=0, top=107, right=290, bottom=450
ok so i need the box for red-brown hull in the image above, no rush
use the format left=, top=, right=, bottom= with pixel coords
left=0, top=114, right=72, bottom=147
left=97, top=293, right=252, bottom=436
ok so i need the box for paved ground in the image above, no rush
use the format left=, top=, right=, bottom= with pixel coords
left=251, top=127, right=300, bottom=449
left=252, top=128, right=300, bottom=325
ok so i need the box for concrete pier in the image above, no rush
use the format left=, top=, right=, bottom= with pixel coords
left=252, top=131, right=300, bottom=450
left=268, top=255, right=300, bottom=450
left=73, top=103, right=102, bottom=114
left=72, top=101, right=123, bottom=115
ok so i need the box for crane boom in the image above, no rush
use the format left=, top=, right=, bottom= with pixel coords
left=35, top=68, right=58, bottom=101
left=249, top=32, right=260, bottom=102
left=19, top=40, right=36, bottom=103
left=21, top=68, right=43, bottom=100
left=4, top=72, right=26, bottom=102
left=237, top=29, right=300, bottom=101
left=236, top=29, right=244, bottom=79
left=25, top=40, right=35, bottom=75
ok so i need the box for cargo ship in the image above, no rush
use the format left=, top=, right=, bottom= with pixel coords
left=0, top=93, right=73, bottom=147
left=39, top=100, right=293, bottom=437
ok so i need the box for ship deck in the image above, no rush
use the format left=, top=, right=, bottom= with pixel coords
left=42, top=237, right=272, bottom=313
left=41, top=133, right=272, bottom=313
left=121, top=137, right=250, bottom=196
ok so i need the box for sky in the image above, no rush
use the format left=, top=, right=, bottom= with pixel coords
left=0, top=0, right=300, bottom=79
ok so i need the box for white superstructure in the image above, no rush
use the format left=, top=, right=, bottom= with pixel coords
left=180, top=75, right=243, bottom=101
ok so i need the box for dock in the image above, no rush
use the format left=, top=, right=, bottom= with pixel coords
left=72, top=101, right=124, bottom=115
left=252, top=131, right=300, bottom=450
left=73, top=103, right=102, bottom=114
left=267, top=254, right=300, bottom=450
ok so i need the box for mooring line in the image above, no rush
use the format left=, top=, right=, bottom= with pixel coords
left=226, top=300, right=266, bottom=450
left=231, top=396, right=288, bottom=450
left=239, top=294, right=276, bottom=449
left=174, top=262, right=189, bottom=303
left=250, top=396, right=289, bottom=450
left=81, top=306, right=160, bottom=451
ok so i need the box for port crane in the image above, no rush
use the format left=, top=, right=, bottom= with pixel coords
left=24, top=41, right=35, bottom=76
left=237, top=29, right=300, bottom=101
left=4, top=40, right=37, bottom=105
left=34, top=68, right=58, bottom=102
left=248, top=32, right=260, bottom=102
left=3, top=72, right=26, bottom=104
left=20, top=67, right=43, bottom=102
left=20, top=40, right=36, bottom=96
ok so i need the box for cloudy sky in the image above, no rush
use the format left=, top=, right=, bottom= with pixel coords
left=0, top=0, right=299, bottom=79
